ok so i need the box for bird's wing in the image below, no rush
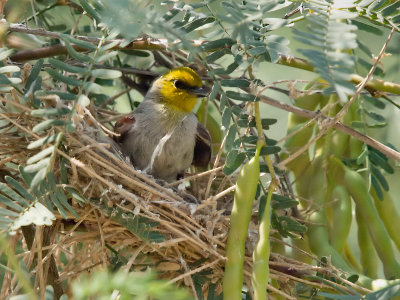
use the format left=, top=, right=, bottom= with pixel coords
left=113, top=114, right=135, bottom=143
left=192, top=122, right=211, bottom=167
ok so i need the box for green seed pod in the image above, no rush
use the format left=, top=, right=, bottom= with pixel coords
left=330, top=185, right=352, bottom=254
left=356, top=206, right=378, bottom=278
left=344, top=168, right=400, bottom=278
left=223, top=145, right=261, bottom=300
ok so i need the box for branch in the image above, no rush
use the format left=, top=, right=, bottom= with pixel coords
left=278, top=55, right=400, bottom=96
left=258, top=94, right=400, bottom=162
left=10, top=44, right=87, bottom=62
left=4, top=21, right=184, bottom=62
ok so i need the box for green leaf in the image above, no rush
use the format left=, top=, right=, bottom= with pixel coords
left=45, top=285, right=54, bottom=300
left=260, top=146, right=281, bottom=155
left=369, top=150, right=394, bottom=174
left=351, top=121, right=364, bottom=128
left=56, top=188, right=79, bottom=219
left=27, top=146, right=55, bottom=164
left=24, top=158, right=51, bottom=173
left=364, top=95, right=385, bottom=109
left=32, top=119, right=71, bottom=133
left=380, top=1, right=400, bottom=17
left=0, top=207, right=19, bottom=217
left=237, top=116, right=277, bottom=129
left=390, top=14, right=400, bottom=25
left=0, top=48, right=15, bottom=61
left=0, top=217, right=12, bottom=225
left=278, top=215, right=307, bottom=234
left=263, top=18, right=289, bottom=30
left=351, top=19, right=382, bottom=35
left=247, top=46, right=267, bottom=56
left=209, top=82, right=220, bottom=102
left=119, top=49, right=150, bottom=57
left=28, top=134, right=60, bottom=149
left=0, top=74, right=12, bottom=85
left=31, top=107, right=70, bottom=117
left=226, top=91, right=259, bottom=102
left=225, top=150, right=246, bottom=170
left=49, top=58, right=87, bottom=74
left=1, top=77, right=21, bottom=85
left=65, top=187, right=87, bottom=204
left=77, top=94, right=90, bottom=106
left=271, top=194, right=298, bottom=210
left=0, top=86, right=14, bottom=92
left=231, top=105, right=243, bottom=116
left=60, top=158, right=69, bottom=184
left=25, top=59, right=44, bottom=93
left=78, top=0, right=101, bottom=22
left=365, top=110, right=386, bottom=122
left=356, top=148, right=368, bottom=165
left=4, top=176, right=35, bottom=203
left=199, top=38, right=235, bottom=51
left=183, top=17, right=215, bottom=32
left=84, top=82, right=103, bottom=94
left=365, top=283, right=400, bottom=299
left=221, top=107, right=231, bottom=130
left=60, top=33, right=97, bottom=51
left=44, top=195, right=53, bottom=212
left=205, top=49, right=230, bottom=63
left=366, top=121, right=386, bottom=129
left=45, top=68, right=83, bottom=86
left=0, top=193, right=24, bottom=212
left=62, top=39, right=92, bottom=62
left=214, top=62, right=239, bottom=75
left=371, top=164, right=389, bottom=192
left=35, top=90, right=76, bottom=100
left=221, top=79, right=250, bottom=87
left=95, top=51, right=119, bottom=62
left=50, top=192, right=68, bottom=219
left=260, top=118, right=278, bottom=128
left=240, top=136, right=258, bottom=145
left=19, top=165, right=33, bottom=187
left=0, top=182, right=30, bottom=207
left=91, top=69, right=122, bottom=79
left=0, top=65, right=20, bottom=73
left=225, top=124, right=237, bottom=152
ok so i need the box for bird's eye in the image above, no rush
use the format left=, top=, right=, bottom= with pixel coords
left=173, top=79, right=186, bottom=89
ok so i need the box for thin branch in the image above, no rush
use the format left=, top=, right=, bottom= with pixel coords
left=4, top=21, right=194, bottom=61
left=258, top=94, right=400, bottom=161
left=278, top=54, right=400, bottom=95
left=335, top=28, right=395, bottom=122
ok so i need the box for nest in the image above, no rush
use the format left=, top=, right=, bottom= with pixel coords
left=0, top=98, right=362, bottom=299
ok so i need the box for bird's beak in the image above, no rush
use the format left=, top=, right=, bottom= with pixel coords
left=190, top=86, right=210, bottom=97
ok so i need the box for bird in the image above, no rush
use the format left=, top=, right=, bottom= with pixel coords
left=113, top=67, right=212, bottom=182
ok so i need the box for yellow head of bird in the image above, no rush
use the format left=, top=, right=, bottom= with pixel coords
left=155, top=67, right=208, bottom=113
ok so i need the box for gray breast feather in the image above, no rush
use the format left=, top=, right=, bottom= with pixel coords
left=121, top=101, right=198, bottom=181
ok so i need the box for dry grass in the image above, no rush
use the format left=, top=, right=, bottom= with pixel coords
left=0, top=98, right=365, bottom=299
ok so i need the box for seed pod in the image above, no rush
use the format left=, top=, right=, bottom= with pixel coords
left=356, top=206, right=378, bottom=278
left=223, top=145, right=261, bottom=300
left=330, top=185, right=352, bottom=253
left=344, top=167, right=400, bottom=278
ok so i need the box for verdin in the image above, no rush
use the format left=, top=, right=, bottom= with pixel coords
left=114, top=67, right=211, bottom=182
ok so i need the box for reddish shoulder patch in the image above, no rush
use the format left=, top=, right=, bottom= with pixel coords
left=113, top=115, right=135, bottom=143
